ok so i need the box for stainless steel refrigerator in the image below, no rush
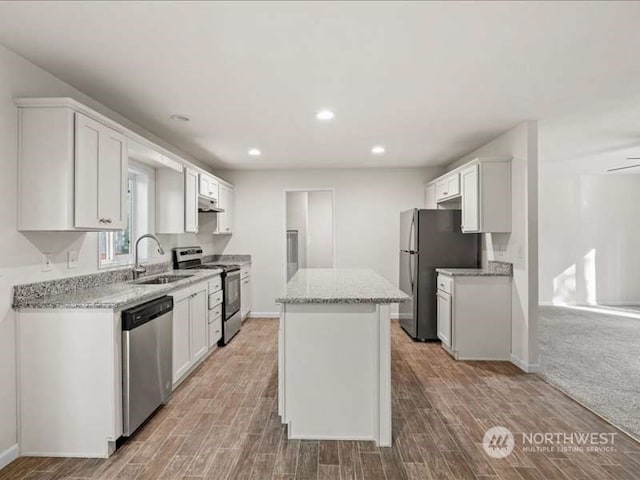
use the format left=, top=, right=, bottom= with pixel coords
left=399, top=209, right=480, bottom=341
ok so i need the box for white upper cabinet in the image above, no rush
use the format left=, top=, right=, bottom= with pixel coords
left=435, top=172, right=460, bottom=202
left=215, top=183, right=234, bottom=235
left=74, top=113, right=127, bottom=230
left=460, top=164, right=480, bottom=233
left=16, top=102, right=127, bottom=231
left=184, top=168, right=199, bottom=233
left=425, top=156, right=511, bottom=233
left=199, top=173, right=219, bottom=202
left=460, top=159, right=511, bottom=233
left=424, top=183, right=437, bottom=209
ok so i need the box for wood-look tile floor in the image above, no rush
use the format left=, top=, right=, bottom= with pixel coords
left=2, top=319, right=640, bottom=480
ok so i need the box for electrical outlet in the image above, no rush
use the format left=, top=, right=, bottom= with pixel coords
left=41, top=254, right=53, bottom=272
left=67, top=250, right=78, bottom=269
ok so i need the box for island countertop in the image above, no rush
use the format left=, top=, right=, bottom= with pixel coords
left=276, top=268, right=410, bottom=304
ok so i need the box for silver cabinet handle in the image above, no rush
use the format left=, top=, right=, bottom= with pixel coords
left=99, top=218, right=113, bottom=224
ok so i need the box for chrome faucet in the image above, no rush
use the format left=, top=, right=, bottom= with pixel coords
left=132, top=234, right=165, bottom=279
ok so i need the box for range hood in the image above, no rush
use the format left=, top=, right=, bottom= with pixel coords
left=198, top=195, right=224, bottom=213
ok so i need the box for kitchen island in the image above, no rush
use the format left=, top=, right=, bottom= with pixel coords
left=276, top=269, right=409, bottom=446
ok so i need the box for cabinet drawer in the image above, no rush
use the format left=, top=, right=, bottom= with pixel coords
left=208, top=290, right=223, bottom=309
left=208, top=275, right=222, bottom=294
left=240, top=266, right=250, bottom=280
left=209, top=304, right=223, bottom=322
left=437, top=274, right=453, bottom=295
left=208, top=316, right=222, bottom=348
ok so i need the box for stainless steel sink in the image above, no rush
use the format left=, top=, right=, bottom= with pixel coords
left=133, top=274, right=194, bottom=285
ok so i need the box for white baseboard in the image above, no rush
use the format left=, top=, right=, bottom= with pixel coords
left=510, top=354, right=539, bottom=373
left=0, top=443, right=19, bottom=470
left=248, top=312, right=280, bottom=319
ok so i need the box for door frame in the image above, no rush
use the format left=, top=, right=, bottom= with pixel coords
left=283, top=188, right=337, bottom=284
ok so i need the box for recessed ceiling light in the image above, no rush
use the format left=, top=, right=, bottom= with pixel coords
left=169, top=114, right=190, bottom=122
left=371, top=145, right=386, bottom=155
left=316, top=110, right=335, bottom=121
left=248, top=148, right=261, bottom=157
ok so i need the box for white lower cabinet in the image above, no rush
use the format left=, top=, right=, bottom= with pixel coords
left=172, top=281, right=208, bottom=387
left=208, top=276, right=223, bottom=347
left=437, top=273, right=511, bottom=360
left=436, top=290, right=452, bottom=348
left=240, top=266, right=252, bottom=320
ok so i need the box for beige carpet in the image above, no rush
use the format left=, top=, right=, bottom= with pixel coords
left=539, top=305, right=640, bottom=440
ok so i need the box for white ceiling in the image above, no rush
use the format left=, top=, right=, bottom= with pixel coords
left=1, top=1, right=640, bottom=170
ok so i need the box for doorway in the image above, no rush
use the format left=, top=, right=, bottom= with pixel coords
left=285, top=189, right=335, bottom=281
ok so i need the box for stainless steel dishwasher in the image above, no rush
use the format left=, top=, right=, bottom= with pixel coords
left=122, top=295, right=173, bottom=436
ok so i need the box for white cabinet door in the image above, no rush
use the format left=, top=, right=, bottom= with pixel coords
left=172, top=294, right=191, bottom=383
left=217, top=184, right=234, bottom=234
left=184, top=168, right=199, bottom=233
left=241, top=276, right=251, bottom=320
left=436, top=290, right=452, bottom=348
left=435, top=172, right=460, bottom=202
left=199, top=173, right=219, bottom=201
left=460, top=164, right=480, bottom=233
left=425, top=184, right=437, bottom=209
left=190, top=288, right=208, bottom=362
left=75, top=113, right=127, bottom=230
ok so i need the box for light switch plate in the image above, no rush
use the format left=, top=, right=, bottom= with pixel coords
left=67, top=250, right=78, bottom=269
left=41, top=254, right=53, bottom=272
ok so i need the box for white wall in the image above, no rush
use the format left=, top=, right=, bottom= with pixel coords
left=217, top=167, right=442, bottom=316
left=539, top=158, right=640, bottom=305
left=0, top=44, right=223, bottom=464
left=446, top=122, right=539, bottom=371
left=306, top=191, right=334, bottom=268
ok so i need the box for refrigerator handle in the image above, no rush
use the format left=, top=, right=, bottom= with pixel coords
left=409, top=214, right=416, bottom=252
left=409, top=253, right=415, bottom=293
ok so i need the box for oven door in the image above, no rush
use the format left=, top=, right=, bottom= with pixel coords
left=224, top=270, right=241, bottom=319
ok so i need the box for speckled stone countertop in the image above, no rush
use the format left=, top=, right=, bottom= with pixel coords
left=276, top=269, right=410, bottom=304
left=203, top=254, right=252, bottom=267
left=436, top=261, right=513, bottom=277
left=13, top=269, right=222, bottom=310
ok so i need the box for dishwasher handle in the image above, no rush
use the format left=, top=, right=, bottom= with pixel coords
left=122, top=296, right=174, bottom=330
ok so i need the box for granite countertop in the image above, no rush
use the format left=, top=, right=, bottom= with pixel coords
left=276, top=268, right=410, bottom=304
left=204, top=254, right=251, bottom=267
left=13, top=269, right=222, bottom=310
left=436, top=261, right=513, bottom=277
left=436, top=268, right=511, bottom=277
left=207, top=259, right=252, bottom=267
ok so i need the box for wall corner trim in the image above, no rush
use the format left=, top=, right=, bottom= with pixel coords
left=0, top=444, right=19, bottom=470
left=510, top=354, right=539, bottom=373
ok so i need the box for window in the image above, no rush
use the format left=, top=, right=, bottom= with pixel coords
left=99, top=163, right=154, bottom=268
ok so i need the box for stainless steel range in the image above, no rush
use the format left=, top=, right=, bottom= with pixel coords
left=172, top=247, right=241, bottom=345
